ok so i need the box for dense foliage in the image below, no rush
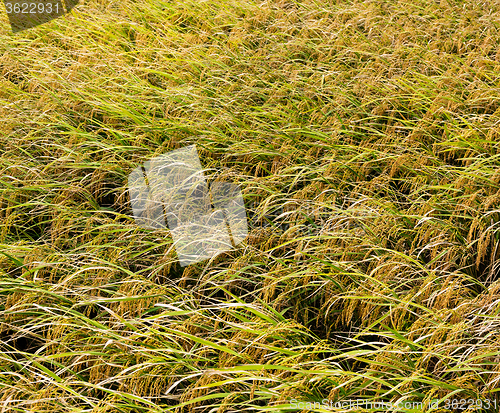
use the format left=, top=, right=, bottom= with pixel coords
left=1, top=0, right=500, bottom=411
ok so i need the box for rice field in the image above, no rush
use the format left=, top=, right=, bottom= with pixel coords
left=0, top=0, right=500, bottom=411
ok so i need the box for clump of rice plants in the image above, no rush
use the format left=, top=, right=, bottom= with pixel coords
left=1, top=0, right=500, bottom=411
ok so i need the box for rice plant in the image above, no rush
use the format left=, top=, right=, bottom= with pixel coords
left=1, top=0, right=500, bottom=411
